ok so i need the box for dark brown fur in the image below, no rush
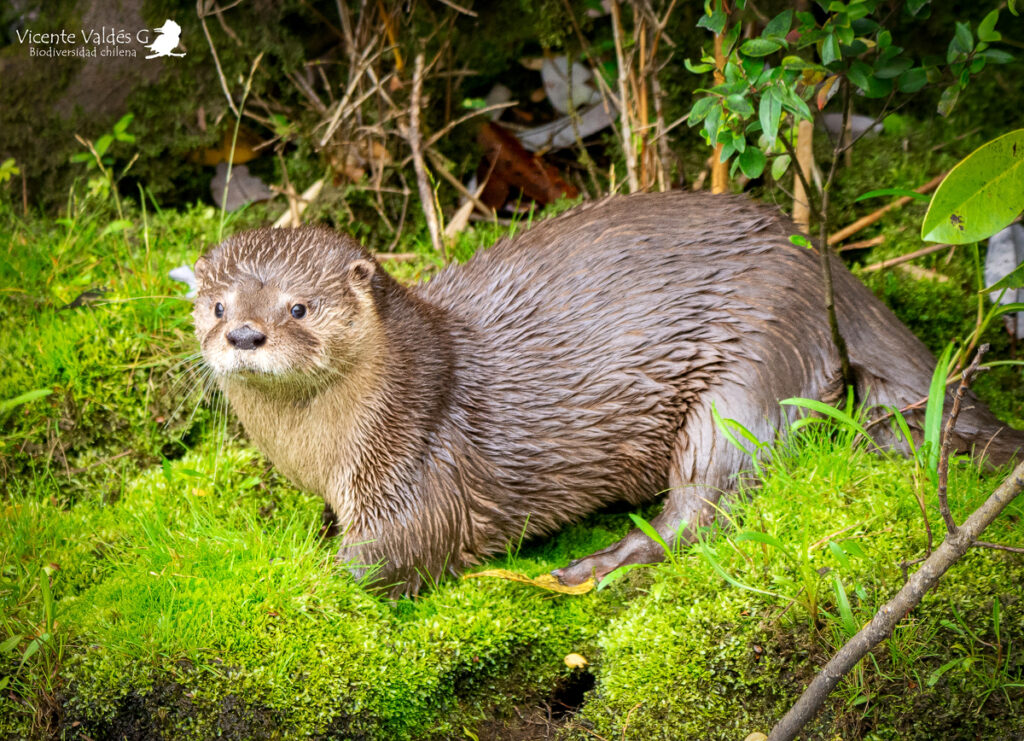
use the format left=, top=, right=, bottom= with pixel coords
left=193, top=192, right=1023, bottom=595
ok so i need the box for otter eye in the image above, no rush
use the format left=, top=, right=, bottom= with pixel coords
left=290, top=304, right=307, bottom=319
left=214, top=302, right=224, bottom=318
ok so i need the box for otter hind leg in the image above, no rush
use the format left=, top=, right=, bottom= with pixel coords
left=553, top=393, right=771, bottom=587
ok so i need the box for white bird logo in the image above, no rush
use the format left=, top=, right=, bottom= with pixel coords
left=146, top=19, right=185, bottom=59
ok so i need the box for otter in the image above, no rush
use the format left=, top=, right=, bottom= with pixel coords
left=193, top=191, right=1023, bottom=595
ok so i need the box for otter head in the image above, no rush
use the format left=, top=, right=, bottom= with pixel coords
left=193, top=226, right=385, bottom=391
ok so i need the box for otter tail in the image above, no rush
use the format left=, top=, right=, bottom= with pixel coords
left=836, top=267, right=1024, bottom=467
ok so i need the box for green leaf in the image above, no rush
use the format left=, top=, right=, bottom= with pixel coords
left=927, top=657, right=964, bottom=687
left=986, top=264, right=1024, bottom=293
left=628, top=513, right=674, bottom=562
left=688, top=96, right=716, bottom=123
left=978, top=9, right=1001, bottom=42
left=840, top=540, right=868, bottom=559
left=922, top=343, right=954, bottom=483
left=821, top=33, right=840, bottom=65
left=0, top=634, right=23, bottom=653
left=597, top=563, right=647, bottom=590
left=827, top=541, right=852, bottom=570
left=833, top=575, right=858, bottom=637
left=874, top=56, right=912, bottom=79
left=738, top=147, right=766, bottom=178
left=699, top=544, right=787, bottom=599
left=703, top=103, right=722, bottom=143
left=101, top=219, right=135, bottom=236
left=725, top=94, right=754, bottom=117
left=771, top=153, right=792, bottom=180
left=888, top=406, right=919, bottom=458
left=954, top=20, right=974, bottom=52
left=741, top=38, right=782, bottom=57
left=40, top=572, right=54, bottom=631
left=19, top=638, right=40, bottom=665
left=780, top=397, right=877, bottom=445
left=905, top=0, right=930, bottom=16
left=0, top=388, right=53, bottom=415
left=697, top=5, right=727, bottom=35
left=759, top=88, right=782, bottom=146
left=789, top=233, right=813, bottom=249
left=855, top=187, right=929, bottom=202
left=94, top=134, right=113, bottom=157
left=735, top=531, right=796, bottom=561
left=763, top=9, right=793, bottom=38
left=921, top=129, right=1024, bottom=243
left=936, top=85, right=960, bottom=118
left=897, top=67, right=928, bottom=93
left=685, top=58, right=716, bottom=74
left=983, top=48, right=1014, bottom=64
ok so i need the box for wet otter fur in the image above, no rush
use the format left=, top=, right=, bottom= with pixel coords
left=193, top=191, right=1023, bottom=595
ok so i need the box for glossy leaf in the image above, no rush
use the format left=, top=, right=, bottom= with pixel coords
left=855, top=187, right=929, bottom=202
left=697, top=5, right=727, bottom=35
left=685, top=58, right=715, bottom=74
left=977, top=9, right=1001, bottom=42
left=936, top=85, right=960, bottom=117
left=921, top=129, right=1024, bottom=243
left=985, top=263, right=1024, bottom=293
left=922, top=343, right=954, bottom=483
left=764, top=9, right=793, bottom=38
left=771, top=153, right=792, bottom=180
left=897, top=67, right=928, bottom=93
left=821, top=33, right=840, bottom=65
left=741, top=38, right=783, bottom=57
left=759, top=88, right=782, bottom=146
left=725, top=93, right=754, bottom=116
left=983, top=48, right=1014, bottom=64
left=738, top=147, right=766, bottom=178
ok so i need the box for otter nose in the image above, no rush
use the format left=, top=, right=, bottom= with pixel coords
left=226, top=325, right=266, bottom=350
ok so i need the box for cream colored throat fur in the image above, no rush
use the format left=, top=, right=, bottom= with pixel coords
left=220, top=345, right=387, bottom=528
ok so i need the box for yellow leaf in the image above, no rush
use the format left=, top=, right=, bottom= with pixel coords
left=463, top=569, right=595, bottom=594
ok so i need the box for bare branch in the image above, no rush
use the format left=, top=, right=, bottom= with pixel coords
left=407, top=53, right=444, bottom=257
left=937, top=345, right=989, bottom=534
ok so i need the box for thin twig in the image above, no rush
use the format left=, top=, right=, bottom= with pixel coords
left=407, top=53, right=444, bottom=256
left=937, top=345, right=989, bottom=535
left=861, top=242, right=953, bottom=273
left=425, top=148, right=492, bottom=216
left=435, top=0, right=477, bottom=16
left=401, top=101, right=518, bottom=161
left=610, top=0, right=639, bottom=192
left=828, top=172, right=946, bottom=246
left=973, top=541, right=1024, bottom=553
left=197, top=0, right=239, bottom=118
left=816, top=77, right=853, bottom=391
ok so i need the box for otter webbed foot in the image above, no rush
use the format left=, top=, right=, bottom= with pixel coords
left=551, top=527, right=673, bottom=586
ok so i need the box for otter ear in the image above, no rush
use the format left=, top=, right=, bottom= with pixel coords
left=346, top=259, right=376, bottom=296
left=193, top=255, right=212, bottom=288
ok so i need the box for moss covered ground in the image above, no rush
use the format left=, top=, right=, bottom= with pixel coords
left=3, top=113, right=1024, bottom=739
